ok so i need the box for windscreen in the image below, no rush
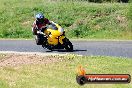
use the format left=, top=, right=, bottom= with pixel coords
left=48, top=24, right=58, bottom=30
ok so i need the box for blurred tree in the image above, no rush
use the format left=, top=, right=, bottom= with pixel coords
left=88, top=0, right=102, bottom=3
left=118, top=0, right=129, bottom=3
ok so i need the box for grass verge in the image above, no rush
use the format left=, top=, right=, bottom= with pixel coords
left=0, top=0, right=131, bottom=39
left=0, top=53, right=132, bottom=88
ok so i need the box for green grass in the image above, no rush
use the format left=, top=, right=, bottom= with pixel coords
left=0, top=54, right=132, bottom=88
left=0, top=0, right=131, bottom=39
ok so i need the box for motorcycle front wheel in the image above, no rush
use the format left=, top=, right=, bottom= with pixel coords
left=35, top=34, right=44, bottom=45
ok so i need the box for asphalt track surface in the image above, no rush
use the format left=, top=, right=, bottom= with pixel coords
left=0, top=40, right=132, bottom=58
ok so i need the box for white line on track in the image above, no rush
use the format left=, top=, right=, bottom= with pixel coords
left=0, top=51, right=82, bottom=56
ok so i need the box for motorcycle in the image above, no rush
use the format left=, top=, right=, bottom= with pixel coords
left=35, top=23, right=73, bottom=52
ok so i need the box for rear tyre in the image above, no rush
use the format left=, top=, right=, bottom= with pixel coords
left=63, top=38, right=73, bottom=52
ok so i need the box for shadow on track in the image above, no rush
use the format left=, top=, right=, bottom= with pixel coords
left=46, top=49, right=87, bottom=52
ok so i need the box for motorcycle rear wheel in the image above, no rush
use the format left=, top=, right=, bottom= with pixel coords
left=63, top=38, right=73, bottom=52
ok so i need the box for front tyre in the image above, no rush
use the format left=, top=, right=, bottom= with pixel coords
left=63, top=38, right=73, bottom=52
left=35, top=34, right=44, bottom=45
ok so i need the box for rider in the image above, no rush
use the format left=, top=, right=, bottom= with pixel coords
left=32, top=13, right=50, bottom=35
left=32, top=13, right=64, bottom=45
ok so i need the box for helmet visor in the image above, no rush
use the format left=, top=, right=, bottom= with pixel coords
left=37, top=18, right=44, bottom=23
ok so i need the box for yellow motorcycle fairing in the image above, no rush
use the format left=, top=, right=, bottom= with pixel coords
left=59, top=35, right=65, bottom=44
left=47, top=34, right=65, bottom=45
left=44, top=24, right=65, bottom=45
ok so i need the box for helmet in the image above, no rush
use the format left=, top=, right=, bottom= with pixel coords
left=35, top=13, right=45, bottom=23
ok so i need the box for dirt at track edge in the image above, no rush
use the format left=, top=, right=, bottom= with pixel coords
left=0, top=53, right=64, bottom=67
